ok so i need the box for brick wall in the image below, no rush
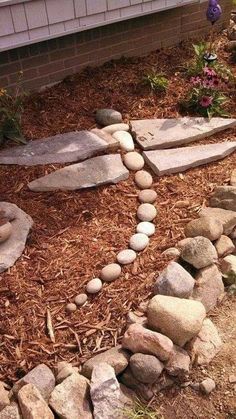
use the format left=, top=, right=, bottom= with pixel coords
left=0, top=0, right=232, bottom=91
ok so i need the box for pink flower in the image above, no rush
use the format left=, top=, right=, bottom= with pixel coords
left=203, top=67, right=217, bottom=78
left=199, top=95, right=213, bottom=108
left=191, top=76, right=201, bottom=86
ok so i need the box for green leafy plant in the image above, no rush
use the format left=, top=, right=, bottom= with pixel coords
left=123, top=400, right=163, bottom=419
left=143, top=70, right=169, bottom=93
left=181, top=66, right=229, bottom=118
left=0, top=73, right=26, bottom=145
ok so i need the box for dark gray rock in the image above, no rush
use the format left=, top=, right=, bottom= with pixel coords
left=129, top=353, right=164, bottom=384
left=210, top=185, right=236, bottom=212
left=95, top=109, right=122, bottom=126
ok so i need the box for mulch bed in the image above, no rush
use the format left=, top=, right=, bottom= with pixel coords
left=0, top=31, right=235, bottom=405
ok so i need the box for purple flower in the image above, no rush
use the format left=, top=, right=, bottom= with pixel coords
left=191, top=76, right=201, bottom=86
left=203, top=66, right=217, bottom=77
left=206, top=0, right=222, bottom=23
left=199, top=95, right=213, bottom=108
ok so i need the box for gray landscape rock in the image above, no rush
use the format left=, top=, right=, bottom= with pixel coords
left=137, top=203, right=157, bottom=222
left=49, top=373, right=92, bottom=419
left=95, top=109, right=122, bottom=126
left=143, top=142, right=236, bottom=176
left=0, top=202, right=33, bottom=273
left=28, top=154, right=129, bottom=192
left=185, top=216, right=223, bottom=241
left=0, top=383, right=9, bottom=411
left=178, top=236, right=218, bottom=269
left=215, top=235, right=235, bottom=257
left=101, top=263, right=121, bottom=282
left=165, top=345, right=190, bottom=378
left=134, top=170, right=153, bottom=189
left=199, top=207, right=236, bottom=235
left=123, top=152, right=144, bottom=171
left=81, top=346, right=130, bottom=379
left=138, top=189, right=157, bottom=203
left=129, top=353, right=164, bottom=384
left=18, top=384, right=54, bottom=419
left=210, top=185, right=236, bottom=211
left=154, top=261, right=195, bottom=298
left=147, top=295, right=206, bottom=347
left=0, top=403, right=21, bottom=419
left=117, top=249, right=136, bottom=265
left=220, top=254, right=236, bottom=285
left=200, top=378, right=216, bottom=395
left=113, top=131, right=134, bottom=152
left=90, top=363, right=132, bottom=419
left=186, top=318, right=222, bottom=365
left=136, top=221, right=155, bottom=237
left=131, top=117, right=236, bottom=150
left=0, top=222, right=12, bottom=244
left=191, top=264, right=224, bottom=312
left=119, top=367, right=154, bottom=401
left=0, top=130, right=118, bottom=166
left=12, top=363, right=55, bottom=401
left=122, top=323, right=173, bottom=361
left=129, top=233, right=149, bottom=251
left=102, top=124, right=129, bottom=134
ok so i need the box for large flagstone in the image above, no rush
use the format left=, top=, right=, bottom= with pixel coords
left=131, top=117, right=236, bottom=150
left=0, top=130, right=118, bottom=166
left=28, top=154, right=129, bottom=192
left=143, top=142, right=236, bottom=176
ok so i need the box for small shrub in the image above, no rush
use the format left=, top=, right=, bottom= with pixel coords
left=143, top=70, right=169, bottom=93
left=123, top=400, right=163, bottom=419
left=181, top=66, right=229, bottom=118
left=0, top=73, right=26, bottom=145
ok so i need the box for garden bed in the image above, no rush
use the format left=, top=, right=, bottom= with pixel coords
left=0, top=33, right=236, bottom=418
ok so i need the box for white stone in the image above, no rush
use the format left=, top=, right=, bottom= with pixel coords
left=86, top=278, right=102, bottom=294
left=134, top=170, right=153, bottom=189
left=74, top=294, right=87, bottom=306
left=137, top=203, right=157, bottom=221
left=66, top=303, right=77, bottom=313
left=101, top=263, right=121, bottom=282
left=117, top=249, right=136, bottom=265
left=102, top=124, right=129, bottom=134
left=28, top=154, right=129, bottom=192
left=113, top=131, right=134, bottom=152
left=131, top=117, right=236, bottom=150
left=143, top=142, right=236, bottom=176
left=0, top=222, right=12, bottom=243
left=123, top=152, right=144, bottom=171
left=129, top=233, right=149, bottom=251
left=138, top=189, right=157, bottom=203
left=136, top=222, right=155, bottom=237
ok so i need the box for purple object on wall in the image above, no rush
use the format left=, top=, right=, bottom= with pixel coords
left=206, top=0, right=222, bottom=24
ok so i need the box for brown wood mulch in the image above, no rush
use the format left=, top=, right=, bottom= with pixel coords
left=0, top=31, right=235, bottom=413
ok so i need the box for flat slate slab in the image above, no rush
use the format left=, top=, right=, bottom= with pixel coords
left=28, top=154, right=129, bottom=192
left=131, top=117, right=236, bottom=150
left=0, top=130, right=118, bottom=166
left=143, top=142, right=236, bottom=176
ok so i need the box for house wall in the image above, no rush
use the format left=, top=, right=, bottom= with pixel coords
left=0, top=0, right=232, bottom=91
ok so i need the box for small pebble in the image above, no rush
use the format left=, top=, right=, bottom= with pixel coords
left=0, top=221, right=12, bottom=243
left=138, top=189, right=157, bottom=204
left=66, top=303, right=77, bottom=313
left=74, top=293, right=87, bottom=306
left=229, top=374, right=236, bottom=384
left=123, top=152, right=144, bottom=171
left=134, top=170, right=153, bottom=189
left=113, top=131, right=134, bottom=152
left=117, top=249, right=136, bottom=265
left=200, top=378, right=216, bottom=395
left=137, top=203, right=157, bottom=222
left=86, top=278, right=102, bottom=294
left=136, top=221, right=155, bottom=237
left=129, top=233, right=149, bottom=251
left=102, top=123, right=129, bottom=134
left=101, top=263, right=121, bottom=282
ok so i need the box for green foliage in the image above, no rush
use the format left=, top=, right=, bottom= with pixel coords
left=143, top=70, right=169, bottom=93
left=0, top=73, right=26, bottom=146
left=123, top=400, right=163, bottom=419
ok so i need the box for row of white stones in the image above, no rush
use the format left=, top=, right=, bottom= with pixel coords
left=66, top=125, right=157, bottom=313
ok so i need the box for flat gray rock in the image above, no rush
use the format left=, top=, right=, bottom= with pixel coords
left=28, top=154, right=129, bottom=192
left=0, top=202, right=33, bottom=273
left=0, top=130, right=118, bottom=166
left=131, top=117, right=236, bottom=150
left=143, top=142, right=236, bottom=176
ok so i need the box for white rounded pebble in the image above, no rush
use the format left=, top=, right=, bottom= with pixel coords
left=101, top=263, right=122, bottom=282
left=102, top=123, right=129, bottom=134
left=137, top=203, right=157, bottom=221
left=117, top=249, right=137, bottom=265
left=113, top=131, right=134, bottom=152
left=129, top=233, right=149, bottom=251
left=136, top=221, right=155, bottom=237
left=86, top=278, right=103, bottom=294
left=0, top=221, right=12, bottom=243
left=74, top=293, right=88, bottom=306
left=138, top=189, right=157, bottom=203
left=134, top=170, right=153, bottom=189
left=66, top=303, right=77, bottom=313
left=123, top=152, right=144, bottom=171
